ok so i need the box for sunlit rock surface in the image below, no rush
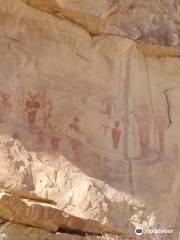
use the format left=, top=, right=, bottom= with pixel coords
left=20, top=0, right=180, bottom=49
left=0, top=0, right=180, bottom=239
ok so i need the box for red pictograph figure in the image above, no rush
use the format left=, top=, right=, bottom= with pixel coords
left=69, top=117, right=81, bottom=133
left=101, top=98, right=112, bottom=115
left=112, top=121, right=121, bottom=150
left=43, top=100, right=53, bottom=129
left=133, top=104, right=152, bottom=156
left=69, top=117, right=82, bottom=160
left=0, top=91, right=12, bottom=123
left=100, top=97, right=116, bottom=119
left=70, top=138, right=82, bottom=153
left=25, top=93, right=41, bottom=126
left=154, top=115, right=165, bottom=154
left=173, top=144, right=179, bottom=162
left=37, top=130, right=45, bottom=146
left=51, top=136, right=61, bottom=153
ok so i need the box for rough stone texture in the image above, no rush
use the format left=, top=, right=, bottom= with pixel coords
left=0, top=0, right=180, bottom=239
left=0, top=223, right=134, bottom=240
left=0, top=224, right=83, bottom=240
left=0, top=223, right=172, bottom=240
left=0, top=191, right=120, bottom=234
left=20, top=0, right=180, bottom=50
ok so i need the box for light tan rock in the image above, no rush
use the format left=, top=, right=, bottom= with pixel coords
left=0, top=223, right=172, bottom=240
left=19, top=0, right=180, bottom=49
left=0, top=223, right=84, bottom=240
left=0, top=192, right=121, bottom=234
left=0, top=0, right=180, bottom=238
left=0, top=222, right=124, bottom=240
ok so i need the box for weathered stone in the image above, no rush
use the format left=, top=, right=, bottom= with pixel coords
left=0, top=192, right=121, bottom=234
left=19, top=0, right=180, bottom=50
left=0, top=223, right=124, bottom=240
left=0, top=0, right=180, bottom=239
left=0, top=223, right=84, bottom=240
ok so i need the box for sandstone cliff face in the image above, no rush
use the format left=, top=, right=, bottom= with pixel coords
left=0, top=0, right=180, bottom=239
left=20, top=0, right=180, bottom=49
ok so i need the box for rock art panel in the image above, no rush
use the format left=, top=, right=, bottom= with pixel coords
left=1, top=0, right=180, bottom=237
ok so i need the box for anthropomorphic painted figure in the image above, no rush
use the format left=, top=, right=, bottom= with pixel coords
left=37, top=130, right=45, bottom=146
left=42, top=99, right=53, bottom=129
left=69, top=116, right=82, bottom=160
left=70, top=138, right=82, bottom=159
left=51, top=136, right=61, bottom=153
left=100, top=97, right=116, bottom=119
left=174, top=144, right=179, bottom=162
left=0, top=91, right=12, bottom=123
left=69, top=117, right=81, bottom=133
left=154, top=115, right=165, bottom=154
left=133, top=104, right=152, bottom=156
left=24, top=93, right=41, bottom=126
left=112, top=121, right=121, bottom=150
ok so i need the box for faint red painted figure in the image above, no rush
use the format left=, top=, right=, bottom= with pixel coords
left=0, top=91, right=12, bottom=123
left=43, top=100, right=53, bottom=129
left=174, top=144, right=179, bottom=162
left=69, top=117, right=81, bottom=133
left=37, top=130, right=45, bottom=146
left=51, top=136, right=61, bottom=153
left=100, top=97, right=116, bottom=118
left=25, top=93, right=41, bottom=126
left=112, top=121, right=121, bottom=150
left=70, top=138, right=82, bottom=160
left=101, top=98, right=112, bottom=115
left=69, top=117, right=82, bottom=160
left=133, top=104, right=152, bottom=156
left=154, top=115, right=165, bottom=154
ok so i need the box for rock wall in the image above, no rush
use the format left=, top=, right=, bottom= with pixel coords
left=0, top=0, right=180, bottom=239
left=20, top=0, right=180, bottom=49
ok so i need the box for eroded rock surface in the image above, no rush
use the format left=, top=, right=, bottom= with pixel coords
left=0, top=223, right=133, bottom=240
left=20, top=0, right=180, bottom=49
left=0, top=192, right=120, bottom=234
left=0, top=0, right=180, bottom=239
